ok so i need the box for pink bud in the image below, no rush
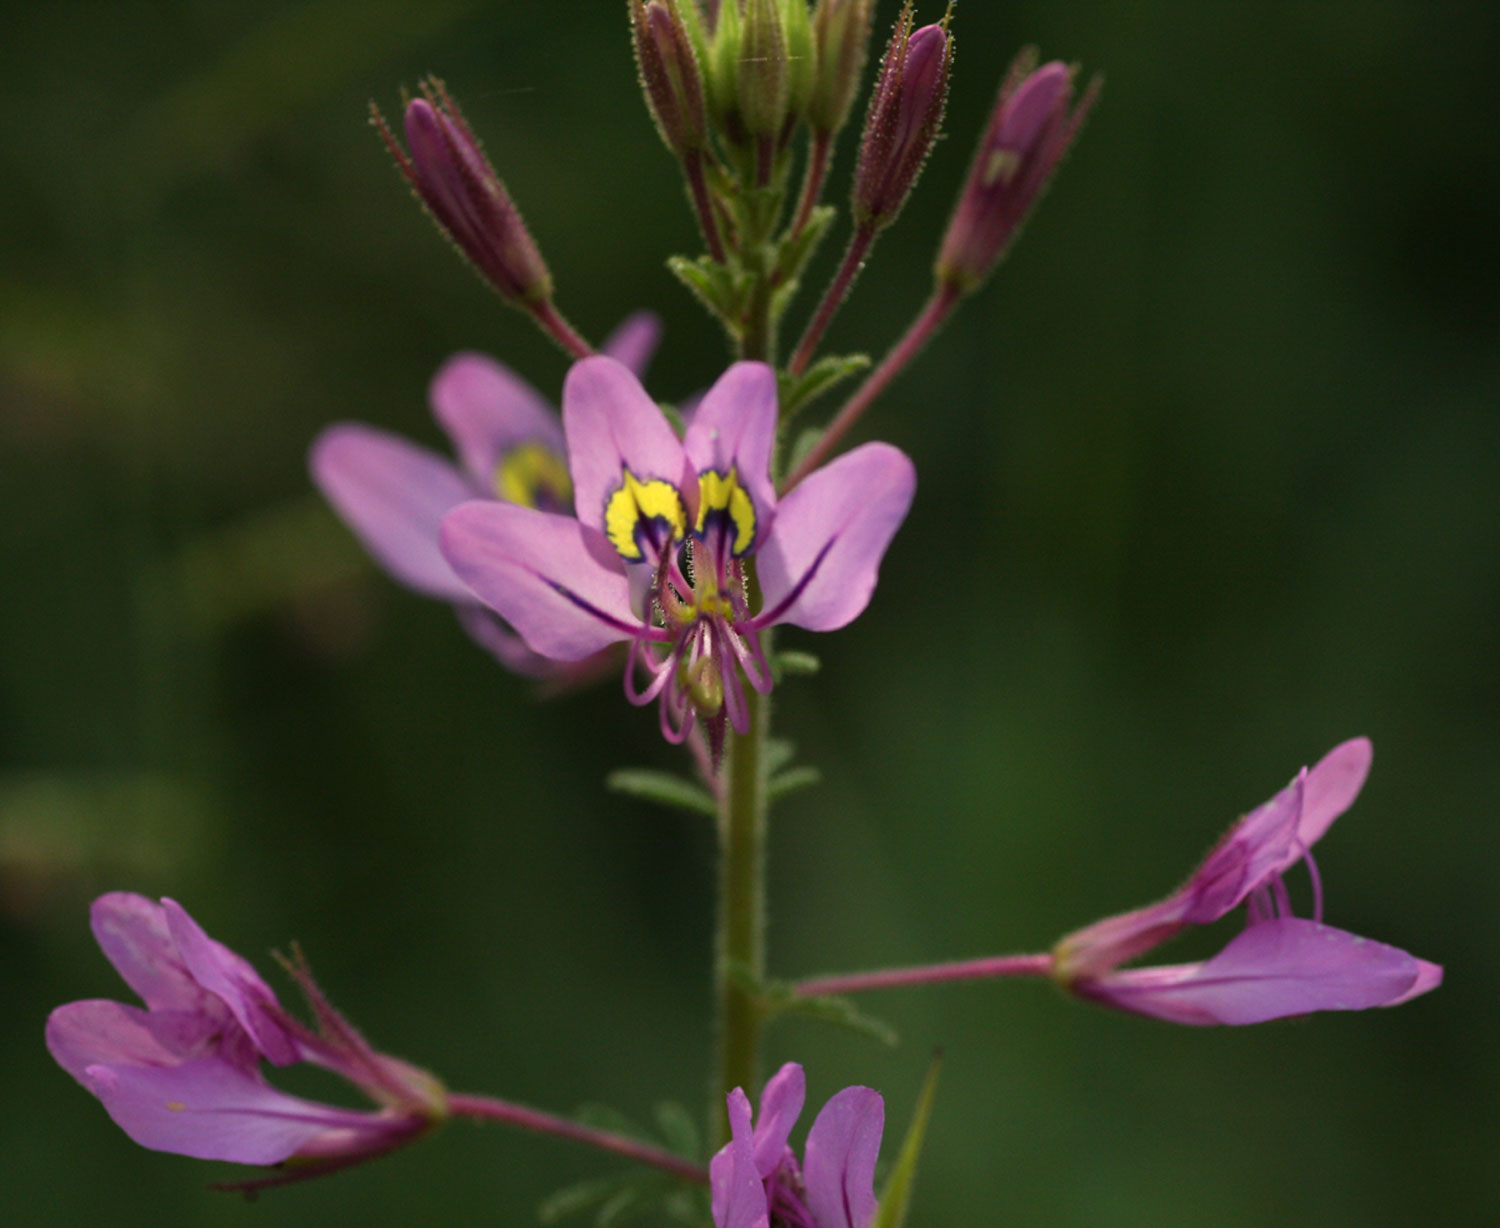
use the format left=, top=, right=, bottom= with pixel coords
left=936, top=53, right=1099, bottom=292
left=851, top=10, right=952, bottom=230
left=373, top=79, right=552, bottom=306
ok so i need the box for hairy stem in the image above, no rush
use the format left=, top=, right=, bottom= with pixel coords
left=528, top=298, right=595, bottom=360
left=788, top=224, right=876, bottom=376
left=685, top=151, right=728, bottom=263
left=795, top=952, right=1054, bottom=998
left=712, top=671, right=770, bottom=1144
left=789, top=130, right=833, bottom=242
left=781, top=280, right=961, bottom=493
left=448, top=1093, right=709, bottom=1184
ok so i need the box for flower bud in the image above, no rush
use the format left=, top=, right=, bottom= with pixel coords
left=631, top=0, right=709, bottom=158
left=935, top=52, right=1099, bottom=293
left=808, top=0, right=875, bottom=137
left=851, top=6, right=952, bottom=230
left=780, top=0, right=817, bottom=129
left=373, top=79, right=552, bottom=306
left=738, top=0, right=790, bottom=141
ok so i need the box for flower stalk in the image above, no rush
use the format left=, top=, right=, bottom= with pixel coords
left=447, top=1093, right=709, bottom=1184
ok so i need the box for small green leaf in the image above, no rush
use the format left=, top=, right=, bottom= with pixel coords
left=786, top=424, right=825, bottom=474
left=779, top=352, right=871, bottom=421
left=572, top=1103, right=650, bottom=1141
left=768, top=765, right=822, bottom=801
left=596, top=1184, right=651, bottom=1228
left=657, top=401, right=687, bottom=436
left=606, top=769, right=717, bottom=818
left=772, top=650, right=821, bottom=678
left=775, top=204, right=836, bottom=286
left=761, top=982, right=900, bottom=1047
left=763, top=738, right=797, bottom=776
left=539, top=1176, right=634, bottom=1224
left=654, top=1101, right=700, bottom=1161
left=667, top=255, right=748, bottom=330
left=871, top=1054, right=943, bottom=1228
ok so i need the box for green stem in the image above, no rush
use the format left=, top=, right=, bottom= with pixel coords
left=712, top=654, right=770, bottom=1145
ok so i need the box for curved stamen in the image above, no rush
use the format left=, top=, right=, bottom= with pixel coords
left=659, top=670, right=694, bottom=743
left=1268, top=874, right=1294, bottom=920
left=1302, top=846, right=1325, bottom=925
left=624, top=636, right=676, bottom=706
left=716, top=621, right=750, bottom=735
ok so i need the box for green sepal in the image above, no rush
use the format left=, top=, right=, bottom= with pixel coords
left=779, top=351, right=871, bottom=422
left=606, top=769, right=716, bottom=818
left=771, top=649, right=821, bottom=678
left=768, top=765, right=822, bottom=801
left=870, top=1053, right=943, bottom=1228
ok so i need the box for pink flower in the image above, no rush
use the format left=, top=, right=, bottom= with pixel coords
left=712, top=1063, right=884, bottom=1228
left=439, top=357, right=914, bottom=752
left=47, top=894, right=444, bottom=1169
left=310, top=314, right=659, bottom=677
left=1053, top=739, right=1443, bottom=1025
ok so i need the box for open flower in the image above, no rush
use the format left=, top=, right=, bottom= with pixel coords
left=1053, top=738, right=1443, bottom=1025
left=46, top=894, right=444, bottom=1172
left=439, top=356, right=915, bottom=752
left=712, top=1062, right=884, bottom=1228
left=310, top=313, right=659, bottom=677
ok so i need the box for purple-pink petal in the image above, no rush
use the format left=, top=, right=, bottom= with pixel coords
left=47, top=1000, right=182, bottom=1084
left=711, top=1088, right=771, bottom=1228
left=429, top=353, right=564, bottom=491
left=89, top=893, right=201, bottom=1013
left=750, top=1061, right=805, bottom=1179
left=803, top=1085, right=884, bottom=1228
left=162, top=900, right=300, bottom=1067
left=1183, top=771, right=1305, bottom=925
left=81, top=1056, right=379, bottom=1165
left=563, top=356, right=689, bottom=538
left=1295, top=737, right=1373, bottom=851
left=1083, top=917, right=1439, bottom=1026
left=310, top=423, right=475, bottom=601
left=441, top=502, right=638, bottom=660
left=600, top=311, right=664, bottom=376
left=682, top=362, right=779, bottom=550
left=757, top=443, right=915, bottom=631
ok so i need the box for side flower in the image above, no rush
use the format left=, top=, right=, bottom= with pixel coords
left=712, top=1062, right=884, bottom=1228
left=46, top=893, right=445, bottom=1173
left=438, top=356, right=915, bottom=753
left=310, top=313, right=659, bottom=678
left=1053, top=738, right=1443, bottom=1025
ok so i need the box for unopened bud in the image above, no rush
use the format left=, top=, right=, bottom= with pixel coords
left=632, top=0, right=709, bottom=157
left=936, top=52, right=1099, bottom=292
left=809, top=0, right=875, bottom=136
left=851, top=7, right=951, bottom=230
left=738, top=0, right=790, bottom=140
left=780, top=0, right=817, bottom=128
left=373, top=79, right=552, bottom=305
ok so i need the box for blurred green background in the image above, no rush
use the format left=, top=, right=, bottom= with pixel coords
left=3, top=1, right=1494, bottom=1224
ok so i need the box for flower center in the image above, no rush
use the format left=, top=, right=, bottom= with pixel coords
left=494, top=442, right=572, bottom=514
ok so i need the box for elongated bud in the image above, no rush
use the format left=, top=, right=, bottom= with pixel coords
left=851, top=6, right=952, bottom=230
left=739, top=0, right=790, bottom=140
left=372, top=78, right=552, bottom=305
left=809, top=0, right=875, bottom=136
left=936, top=52, right=1099, bottom=293
left=705, top=0, right=745, bottom=143
left=632, top=0, right=709, bottom=157
left=780, top=0, right=817, bottom=129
